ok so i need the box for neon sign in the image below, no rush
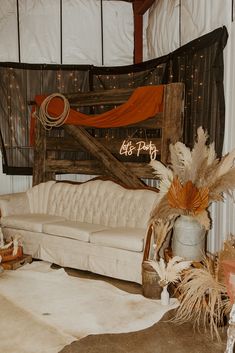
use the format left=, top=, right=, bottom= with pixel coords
left=119, top=140, right=158, bottom=161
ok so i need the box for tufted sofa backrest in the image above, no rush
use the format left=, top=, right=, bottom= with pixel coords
left=44, top=179, right=159, bottom=229
left=27, top=180, right=56, bottom=214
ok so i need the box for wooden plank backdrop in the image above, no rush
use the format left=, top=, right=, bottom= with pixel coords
left=33, top=83, right=184, bottom=187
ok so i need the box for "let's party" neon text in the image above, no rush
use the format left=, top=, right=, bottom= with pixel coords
left=119, top=140, right=158, bottom=160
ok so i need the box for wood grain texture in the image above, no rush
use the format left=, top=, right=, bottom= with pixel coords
left=32, top=83, right=184, bottom=185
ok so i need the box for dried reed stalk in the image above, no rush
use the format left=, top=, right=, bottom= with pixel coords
left=172, top=257, right=231, bottom=341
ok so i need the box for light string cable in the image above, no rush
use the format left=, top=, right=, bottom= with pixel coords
left=35, top=93, right=70, bottom=130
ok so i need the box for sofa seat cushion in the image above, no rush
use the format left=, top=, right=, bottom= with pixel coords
left=89, top=227, right=146, bottom=252
left=1, top=214, right=65, bottom=233
left=43, top=221, right=108, bottom=242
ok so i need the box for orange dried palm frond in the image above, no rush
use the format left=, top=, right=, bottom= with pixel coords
left=167, top=177, right=209, bottom=214
left=149, top=194, right=183, bottom=224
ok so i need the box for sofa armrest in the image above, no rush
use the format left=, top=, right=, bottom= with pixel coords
left=0, top=192, right=30, bottom=218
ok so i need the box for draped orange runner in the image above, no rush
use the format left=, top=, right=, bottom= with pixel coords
left=30, top=85, right=164, bottom=144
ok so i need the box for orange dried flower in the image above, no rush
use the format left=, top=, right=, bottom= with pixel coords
left=167, top=177, right=209, bottom=214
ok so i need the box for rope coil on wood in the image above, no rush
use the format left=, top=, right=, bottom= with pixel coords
left=35, top=93, right=70, bottom=130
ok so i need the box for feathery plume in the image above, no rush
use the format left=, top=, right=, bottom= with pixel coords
left=190, top=127, right=209, bottom=182
left=173, top=256, right=231, bottom=341
left=147, top=256, right=191, bottom=286
left=169, top=142, right=192, bottom=183
left=150, top=160, right=173, bottom=195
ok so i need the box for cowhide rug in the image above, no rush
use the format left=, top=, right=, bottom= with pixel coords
left=0, top=261, right=178, bottom=353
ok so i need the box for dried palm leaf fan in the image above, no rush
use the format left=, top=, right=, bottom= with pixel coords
left=167, top=177, right=209, bottom=214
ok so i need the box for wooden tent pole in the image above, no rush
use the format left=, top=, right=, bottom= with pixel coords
left=133, top=1, right=143, bottom=64
left=133, top=0, right=155, bottom=64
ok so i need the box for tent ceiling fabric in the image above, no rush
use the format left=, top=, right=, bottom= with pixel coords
left=63, top=0, right=102, bottom=65
left=20, top=0, right=60, bottom=64
left=147, top=0, right=230, bottom=58
left=0, top=0, right=134, bottom=66
left=102, top=1, right=133, bottom=66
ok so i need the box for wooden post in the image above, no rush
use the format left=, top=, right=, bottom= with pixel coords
left=161, top=83, right=185, bottom=163
left=33, top=119, right=55, bottom=186
left=133, top=2, right=143, bottom=64
left=64, top=125, right=144, bottom=188
left=133, top=0, right=155, bottom=64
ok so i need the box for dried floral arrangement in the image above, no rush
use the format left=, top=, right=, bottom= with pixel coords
left=172, top=236, right=235, bottom=341
left=149, top=126, right=235, bottom=257
left=147, top=256, right=191, bottom=287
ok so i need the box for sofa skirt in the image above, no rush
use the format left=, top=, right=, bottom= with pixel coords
left=3, top=227, right=143, bottom=284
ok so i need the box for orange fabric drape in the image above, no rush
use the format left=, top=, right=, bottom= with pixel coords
left=30, top=85, right=164, bottom=144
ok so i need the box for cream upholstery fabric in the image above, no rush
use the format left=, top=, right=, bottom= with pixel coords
left=0, top=193, right=29, bottom=217
left=90, top=227, right=146, bottom=252
left=1, top=180, right=160, bottom=283
left=2, top=214, right=65, bottom=233
left=3, top=227, right=143, bottom=283
left=47, top=180, right=159, bottom=228
left=27, top=181, right=56, bottom=214
left=43, top=221, right=108, bottom=242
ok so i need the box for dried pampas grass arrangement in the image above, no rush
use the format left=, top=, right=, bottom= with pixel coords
left=149, top=126, right=235, bottom=257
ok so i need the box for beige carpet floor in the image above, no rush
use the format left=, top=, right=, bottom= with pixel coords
left=59, top=266, right=228, bottom=353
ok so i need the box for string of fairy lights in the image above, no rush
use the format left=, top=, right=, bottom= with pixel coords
left=2, top=58, right=205, bottom=167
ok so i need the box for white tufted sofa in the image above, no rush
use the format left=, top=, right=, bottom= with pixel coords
left=0, top=179, right=160, bottom=283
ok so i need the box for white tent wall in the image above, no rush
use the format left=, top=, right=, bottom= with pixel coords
left=102, top=1, right=133, bottom=66
left=0, top=0, right=18, bottom=62
left=146, top=0, right=230, bottom=57
left=146, top=0, right=180, bottom=58
left=63, top=0, right=102, bottom=65
left=146, top=0, right=235, bottom=253
left=0, top=0, right=234, bottom=254
left=20, top=0, right=61, bottom=64
left=212, top=19, right=235, bottom=253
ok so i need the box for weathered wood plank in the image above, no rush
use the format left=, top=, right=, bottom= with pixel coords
left=33, top=118, right=45, bottom=185
left=45, top=159, right=154, bottom=178
left=127, top=113, right=163, bottom=129
left=32, top=83, right=184, bottom=184
left=161, top=83, right=184, bottom=163
left=66, top=88, right=134, bottom=106
left=32, top=118, right=56, bottom=185
left=46, top=136, right=161, bottom=155
left=64, top=125, right=144, bottom=187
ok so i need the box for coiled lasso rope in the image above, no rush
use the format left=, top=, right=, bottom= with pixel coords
left=35, top=93, right=70, bottom=130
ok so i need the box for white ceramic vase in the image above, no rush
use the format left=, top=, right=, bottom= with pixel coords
left=161, top=285, right=170, bottom=306
left=172, top=215, right=206, bottom=262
